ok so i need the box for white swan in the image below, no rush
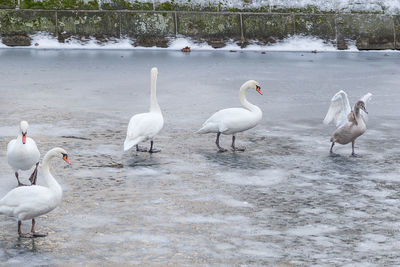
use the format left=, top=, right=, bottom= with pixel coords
left=7, top=121, right=40, bottom=186
left=124, top=67, right=164, bottom=153
left=323, top=90, right=372, bottom=155
left=0, top=147, right=70, bottom=238
left=197, top=80, right=263, bottom=152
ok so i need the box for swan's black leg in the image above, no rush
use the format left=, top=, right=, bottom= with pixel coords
left=31, top=218, right=47, bottom=237
left=231, top=135, right=245, bottom=151
left=149, top=141, right=161, bottom=153
left=15, top=172, right=26, bottom=187
left=330, top=142, right=335, bottom=153
left=351, top=140, right=356, bottom=156
left=136, top=144, right=148, bottom=152
left=216, top=132, right=227, bottom=152
left=29, top=162, right=39, bottom=185
left=18, top=220, right=33, bottom=238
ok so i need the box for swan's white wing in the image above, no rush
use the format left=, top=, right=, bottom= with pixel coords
left=197, top=109, right=231, bottom=134
left=197, top=108, right=258, bottom=134
left=26, top=137, right=40, bottom=162
left=323, top=90, right=351, bottom=128
left=6, top=139, right=16, bottom=155
left=360, top=93, right=372, bottom=104
left=359, top=92, right=372, bottom=121
left=0, top=186, right=53, bottom=217
left=124, top=112, right=164, bottom=151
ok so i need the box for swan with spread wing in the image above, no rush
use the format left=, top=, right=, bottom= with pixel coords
left=323, top=90, right=372, bottom=156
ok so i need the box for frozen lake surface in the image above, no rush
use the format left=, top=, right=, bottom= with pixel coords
left=0, top=49, right=400, bottom=265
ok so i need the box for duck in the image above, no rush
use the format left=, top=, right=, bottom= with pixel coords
left=124, top=67, right=164, bottom=153
left=323, top=90, right=372, bottom=156
left=197, top=80, right=263, bottom=152
left=7, top=121, right=40, bottom=186
left=0, top=147, right=70, bottom=238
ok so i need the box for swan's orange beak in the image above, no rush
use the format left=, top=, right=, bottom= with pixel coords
left=22, top=134, right=26, bottom=144
left=63, top=155, right=71, bottom=165
left=256, top=85, right=263, bottom=95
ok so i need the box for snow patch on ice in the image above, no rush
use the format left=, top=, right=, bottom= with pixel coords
left=93, top=232, right=170, bottom=244
left=217, top=169, right=286, bottom=187
left=286, top=224, right=337, bottom=236
left=191, top=194, right=253, bottom=207
left=129, top=167, right=163, bottom=176
left=176, top=215, right=225, bottom=224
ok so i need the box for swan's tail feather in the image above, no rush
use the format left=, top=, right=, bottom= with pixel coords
left=124, top=137, right=144, bottom=151
left=0, top=205, right=13, bottom=216
left=197, top=125, right=211, bottom=134
left=197, top=122, right=224, bottom=134
left=123, top=142, right=134, bottom=152
left=196, top=128, right=206, bottom=134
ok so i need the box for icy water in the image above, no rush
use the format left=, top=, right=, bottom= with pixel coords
left=0, top=49, right=399, bottom=265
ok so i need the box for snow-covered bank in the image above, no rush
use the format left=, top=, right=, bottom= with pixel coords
left=0, top=34, right=362, bottom=52
left=0, top=9, right=397, bottom=51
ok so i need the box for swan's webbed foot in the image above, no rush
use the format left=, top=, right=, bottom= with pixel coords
left=351, top=152, right=360, bottom=157
left=231, top=136, right=245, bottom=152
left=232, top=146, right=246, bottom=152
left=18, top=220, right=33, bottom=238
left=148, top=141, right=160, bottom=153
left=218, top=148, right=228, bottom=153
left=19, top=232, right=34, bottom=238
left=136, top=145, right=148, bottom=152
left=149, top=148, right=161, bottom=153
left=29, top=162, right=39, bottom=185
left=32, top=231, right=48, bottom=237
left=29, top=219, right=47, bottom=237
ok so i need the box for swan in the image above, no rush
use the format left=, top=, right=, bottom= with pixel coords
left=197, top=80, right=263, bottom=152
left=7, top=121, right=40, bottom=186
left=124, top=67, right=164, bottom=153
left=0, top=147, right=70, bottom=238
left=323, top=90, right=372, bottom=155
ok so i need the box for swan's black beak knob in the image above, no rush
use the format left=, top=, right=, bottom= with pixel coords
left=256, top=85, right=263, bottom=95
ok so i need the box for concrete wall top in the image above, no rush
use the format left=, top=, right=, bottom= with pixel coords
left=1, top=0, right=400, bottom=14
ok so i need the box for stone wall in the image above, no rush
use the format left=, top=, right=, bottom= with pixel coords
left=0, top=6, right=398, bottom=49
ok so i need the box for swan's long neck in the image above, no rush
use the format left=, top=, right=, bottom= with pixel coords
left=354, top=106, right=360, bottom=116
left=353, top=105, right=363, bottom=124
left=239, top=84, right=258, bottom=112
left=150, top=70, right=161, bottom=113
left=42, top=153, right=62, bottom=197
